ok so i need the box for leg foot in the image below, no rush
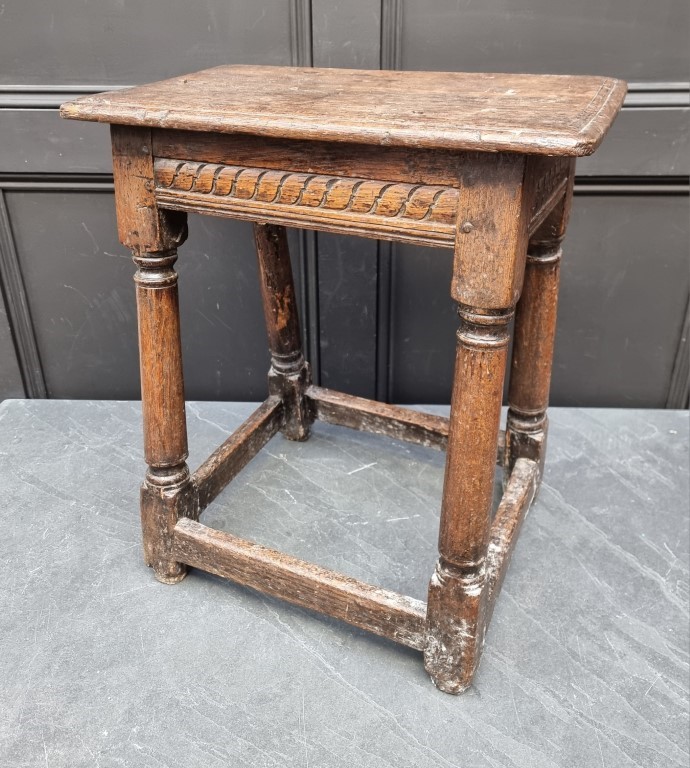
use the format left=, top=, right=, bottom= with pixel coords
left=140, top=464, right=197, bottom=583
left=424, top=560, right=486, bottom=694
left=504, top=411, right=548, bottom=495
left=268, top=359, right=312, bottom=442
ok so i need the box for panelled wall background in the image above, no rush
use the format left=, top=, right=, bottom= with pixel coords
left=0, top=0, right=688, bottom=407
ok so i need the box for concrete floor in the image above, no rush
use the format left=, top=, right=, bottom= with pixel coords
left=1, top=400, right=688, bottom=767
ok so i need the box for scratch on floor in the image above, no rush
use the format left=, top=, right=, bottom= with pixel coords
left=644, top=674, right=662, bottom=697
left=301, top=688, right=309, bottom=768
left=346, top=462, right=378, bottom=475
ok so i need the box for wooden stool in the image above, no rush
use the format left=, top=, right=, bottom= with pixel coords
left=61, top=66, right=625, bottom=693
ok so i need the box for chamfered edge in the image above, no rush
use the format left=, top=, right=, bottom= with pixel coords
left=59, top=75, right=628, bottom=158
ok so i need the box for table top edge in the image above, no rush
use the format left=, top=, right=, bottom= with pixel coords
left=59, top=66, right=627, bottom=158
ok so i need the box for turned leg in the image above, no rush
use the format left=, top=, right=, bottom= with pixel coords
left=425, top=155, right=529, bottom=693
left=111, top=125, right=196, bottom=584
left=505, top=165, right=575, bottom=489
left=253, top=223, right=312, bottom=440
left=424, top=306, right=512, bottom=693
left=135, top=250, right=196, bottom=583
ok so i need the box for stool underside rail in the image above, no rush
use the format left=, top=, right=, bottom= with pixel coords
left=192, top=396, right=284, bottom=511
left=308, top=385, right=449, bottom=450
left=485, top=458, right=537, bottom=622
left=307, top=385, right=505, bottom=464
left=172, top=409, right=534, bottom=654
left=171, top=516, right=429, bottom=651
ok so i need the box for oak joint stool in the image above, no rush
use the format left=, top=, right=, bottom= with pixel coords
left=61, top=66, right=625, bottom=694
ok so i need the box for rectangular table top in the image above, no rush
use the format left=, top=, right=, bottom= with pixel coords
left=60, top=65, right=626, bottom=156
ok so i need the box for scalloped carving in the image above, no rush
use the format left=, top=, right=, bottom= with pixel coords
left=154, top=158, right=460, bottom=247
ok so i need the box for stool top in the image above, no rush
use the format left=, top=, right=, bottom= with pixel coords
left=61, top=65, right=626, bottom=157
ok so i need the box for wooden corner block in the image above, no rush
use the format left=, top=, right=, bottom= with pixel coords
left=110, top=125, right=187, bottom=253
left=451, top=154, right=530, bottom=310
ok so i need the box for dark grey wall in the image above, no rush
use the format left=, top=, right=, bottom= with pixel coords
left=0, top=0, right=688, bottom=407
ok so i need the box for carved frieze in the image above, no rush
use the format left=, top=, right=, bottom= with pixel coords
left=154, top=159, right=459, bottom=247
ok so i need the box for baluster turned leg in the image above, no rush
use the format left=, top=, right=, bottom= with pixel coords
left=424, top=306, right=512, bottom=693
left=505, top=164, right=575, bottom=489
left=425, top=155, right=529, bottom=693
left=253, top=223, right=312, bottom=440
left=111, top=125, right=196, bottom=584
left=135, top=250, right=196, bottom=583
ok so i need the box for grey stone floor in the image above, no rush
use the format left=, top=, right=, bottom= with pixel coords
left=0, top=400, right=687, bottom=768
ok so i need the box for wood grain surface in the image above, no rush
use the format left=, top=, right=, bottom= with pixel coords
left=307, top=385, right=450, bottom=450
left=151, top=130, right=479, bottom=187
left=486, top=458, right=538, bottom=620
left=505, top=169, right=575, bottom=481
left=154, top=157, right=460, bottom=247
left=61, top=65, right=626, bottom=156
left=172, top=517, right=428, bottom=651
left=253, top=223, right=313, bottom=441
left=424, top=306, right=513, bottom=693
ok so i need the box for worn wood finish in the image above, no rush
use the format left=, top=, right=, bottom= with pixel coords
left=505, top=163, right=575, bottom=484
left=452, top=155, right=531, bottom=309
left=111, top=125, right=195, bottom=584
left=151, top=130, right=480, bottom=187
left=133, top=252, right=188, bottom=469
left=192, top=397, right=284, bottom=512
left=424, top=306, right=513, bottom=693
left=508, top=249, right=562, bottom=428
left=253, top=226, right=302, bottom=365
left=153, top=153, right=568, bottom=250
left=172, top=517, right=428, bottom=651
left=253, top=223, right=312, bottom=441
left=307, top=385, right=450, bottom=450
left=424, top=153, right=566, bottom=692
left=486, top=459, right=538, bottom=621
left=527, top=157, right=572, bottom=235
left=61, top=66, right=626, bottom=156
left=306, top=386, right=509, bottom=462
left=62, top=66, right=624, bottom=694
left=134, top=254, right=193, bottom=584
left=110, top=126, right=187, bottom=254
left=156, top=158, right=459, bottom=248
